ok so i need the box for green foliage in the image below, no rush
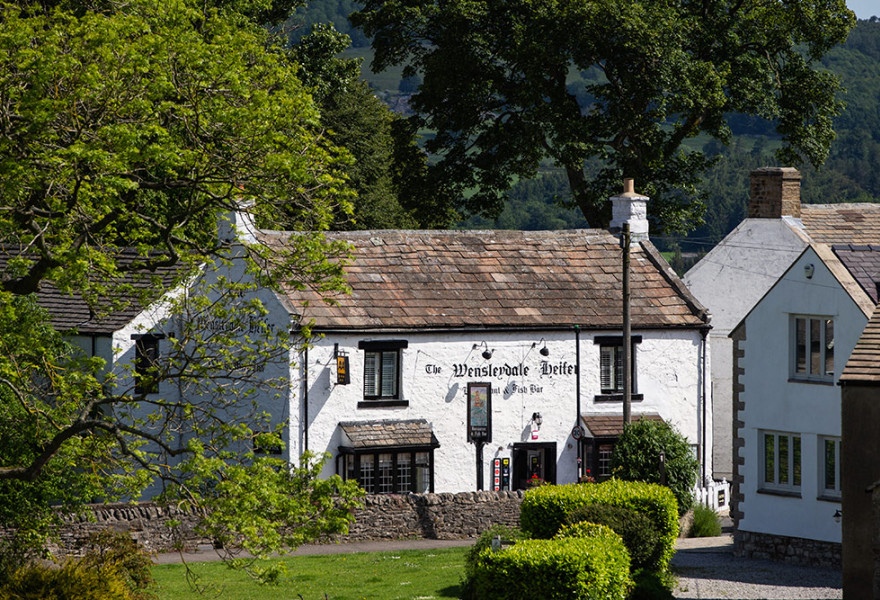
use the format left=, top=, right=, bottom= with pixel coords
left=565, top=503, right=664, bottom=572
left=611, top=420, right=699, bottom=517
left=0, top=560, right=138, bottom=600
left=463, top=523, right=529, bottom=579
left=519, top=480, right=679, bottom=573
left=353, top=0, right=855, bottom=231
left=629, top=570, right=677, bottom=600
left=79, top=532, right=155, bottom=598
left=466, top=536, right=631, bottom=600
left=0, top=0, right=362, bottom=581
left=690, top=504, right=723, bottom=538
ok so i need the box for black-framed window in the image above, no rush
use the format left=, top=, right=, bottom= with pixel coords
left=132, top=333, right=164, bottom=394
left=594, top=335, right=642, bottom=400
left=339, top=447, right=434, bottom=494
left=582, top=438, right=617, bottom=482
left=358, top=340, right=408, bottom=403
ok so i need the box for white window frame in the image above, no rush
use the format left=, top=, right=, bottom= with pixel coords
left=819, top=436, right=841, bottom=499
left=760, top=430, right=802, bottom=494
left=790, top=315, right=835, bottom=382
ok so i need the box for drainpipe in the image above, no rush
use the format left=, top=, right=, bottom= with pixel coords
left=700, top=328, right=708, bottom=486
left=303, top=346, right=309, bottom=453
left=575, top=325, right=582, bottom=479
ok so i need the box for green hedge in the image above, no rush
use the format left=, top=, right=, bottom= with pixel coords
left=467, top=535, right=631, bottom=600
left=520, top=479, right=679, bottom=571
left=565, top=503, right=664, bottom=572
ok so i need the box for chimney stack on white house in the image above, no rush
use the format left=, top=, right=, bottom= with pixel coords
left=748, top=167, right=801, bottom=219
left=218, top=204, right=258, bottom=245
left=610, top=178, right=650, bottom=243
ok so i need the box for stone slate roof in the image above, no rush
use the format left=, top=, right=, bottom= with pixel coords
left=580, top=413, right=663, bottom=437
left=338, top=419, right=440, bottom=449
left=262, top=229, right=709, bottom=331
left=0, top=248, right=182, bottom=335
left=802, top=204, right=880, bottom=245
left=832, top=245, right=880, bottom=304
left=841, top=305, right=880, bottom=383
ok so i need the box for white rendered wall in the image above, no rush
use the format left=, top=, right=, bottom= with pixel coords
left=684, top=218, right=807, bottom=480
left=295, top=328, right=709, bottom=492
left=737, top=250, right=867, bottom=543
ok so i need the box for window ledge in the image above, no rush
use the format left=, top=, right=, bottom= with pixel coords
left=817, top=494, right=842, bottom=503
left=757, top=488, right=802, bottom=499
left=787, top=377, right=835, bottom=386
left=358, top=400, right=409, bottom=409
left=593, top=393, right=644, bottom=403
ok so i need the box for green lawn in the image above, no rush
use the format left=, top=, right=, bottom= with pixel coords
left=151, top=547, right=467, bottom=600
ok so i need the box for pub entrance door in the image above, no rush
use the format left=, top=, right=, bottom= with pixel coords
left=512, top=442, right=557, bottom=490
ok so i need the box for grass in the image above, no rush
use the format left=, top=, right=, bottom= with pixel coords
left=151, top=547, right=467, bottom=600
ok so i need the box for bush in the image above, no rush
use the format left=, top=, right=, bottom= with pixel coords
left=690, top=504, right=722, bottom=538
left=463, top=524, right=530, bottom=578
left=0, top=560, right=137, bottom=600
left=79, top=531, right=155, bottom=599
left=611, top=419, right=699, bottom=516
left=466, top=536, right=631, bottom=600
left=565, top=503, right=664, bottom=571
left=629, top=569, right=676, bottom=600
left=520, top=479, right=679, bottom=572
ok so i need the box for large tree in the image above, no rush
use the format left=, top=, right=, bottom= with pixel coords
left=353, top=0, right=856, bottom=232
left=0, top=0, right=362, bottom=580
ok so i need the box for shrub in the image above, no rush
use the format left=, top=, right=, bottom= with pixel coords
left=611, top=419, right=698, bottom=516
left=79, top=531, right=155, bottom=599
left=463, top=524, right=529, bottom=578
left=565, top=503, right=664, bottom=571
left=0, top=560, right=137, bottom=600
left=467, top=536, right=631, bottom=600
left=690, top=504, right=722, bottom=538
left=629, top=569, right=676, bottom=600
left=520, top=479, right=679, bottom=572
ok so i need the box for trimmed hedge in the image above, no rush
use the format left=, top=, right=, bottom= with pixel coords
left=565, top=503, right=664, bottom=572
left=520, top=479, right=679, bottom=572
left=467, top=535, right=631, bottom=600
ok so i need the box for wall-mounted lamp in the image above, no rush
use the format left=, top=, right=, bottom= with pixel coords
left=804, top=263, right=815, bottom=279
left=833, top=509, right=842, bottom=524
left=533, top=338, right=550, bottom=357
left=474, top=341, right=493, bottom=359
left=531, top=412, right=543, bottom=428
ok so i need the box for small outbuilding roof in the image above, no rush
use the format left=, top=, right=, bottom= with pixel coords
left=580, top=413, right=664, bottom=437
left=338, top=419, right=440, bottom=449
left=262, top=229, right=709, bottom=331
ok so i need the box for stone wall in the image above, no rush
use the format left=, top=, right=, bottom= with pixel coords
left=44, top=490, right=524, bottom=556
left=735, top=530, right=841, bottom=569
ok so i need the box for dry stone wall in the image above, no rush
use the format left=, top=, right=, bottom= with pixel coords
left=41, top=491, right=524, bottom=556
left=735, top=530, right=841, bottom=569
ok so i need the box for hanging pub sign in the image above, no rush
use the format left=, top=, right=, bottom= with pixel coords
left=467, top=382, right=492, bottom=442
left=336, top=355, right=350, bottom=385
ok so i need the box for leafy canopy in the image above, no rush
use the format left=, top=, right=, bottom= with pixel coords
left=353, top=0, right=856, bottom=232
left=0, top=0, right=363, bottom=581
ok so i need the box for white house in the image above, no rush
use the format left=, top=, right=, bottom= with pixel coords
left=731, top=242, right=880, bottom=564
left=685, top=167, right=880, bottom=482
left=31, top=186, right=714, bottom=497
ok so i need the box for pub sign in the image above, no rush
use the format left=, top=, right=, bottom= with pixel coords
left=467, top=382, right=492, bottom=442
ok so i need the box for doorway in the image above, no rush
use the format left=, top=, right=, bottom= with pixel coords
left=512, top=442, right=557, bottom=490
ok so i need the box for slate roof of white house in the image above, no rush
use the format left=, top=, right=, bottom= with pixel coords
left=259, top=229, right=710, bottom=331
left=339, top=419, right=440, bottom=448
left=0, top=248, right=183, bottom=335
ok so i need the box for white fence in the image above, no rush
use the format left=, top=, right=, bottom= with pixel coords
left=695, top=478, right=730, bottom=512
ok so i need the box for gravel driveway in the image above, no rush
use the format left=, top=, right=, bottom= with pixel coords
left=672, top=534, right=842, bottom=599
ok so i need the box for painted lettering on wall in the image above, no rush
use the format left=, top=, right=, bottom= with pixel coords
left=453, top=363, right=529, bottom=378
left=539, top=361, right=577, bottom=376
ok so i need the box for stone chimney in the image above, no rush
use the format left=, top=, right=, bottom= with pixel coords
left=748, top=167, right=801, bottom=218
left=609, top=178, right=650, bottom=243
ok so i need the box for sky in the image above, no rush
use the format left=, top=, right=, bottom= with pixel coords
left=848, top=0, right=878, bottom=19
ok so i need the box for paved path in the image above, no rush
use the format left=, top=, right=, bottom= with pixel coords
left=672, top=534, right=842, bottom=599
left=155, top=534, right=844, bottom=599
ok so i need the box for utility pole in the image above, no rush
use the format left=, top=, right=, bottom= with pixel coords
left=622, top=221, right=632, bottom=426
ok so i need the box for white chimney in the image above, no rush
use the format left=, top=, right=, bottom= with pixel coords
left=609, top=178, right=650, bottom=243
left=218, top=204, right=257, bottom=245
